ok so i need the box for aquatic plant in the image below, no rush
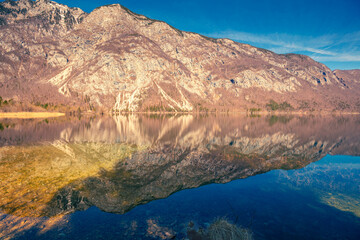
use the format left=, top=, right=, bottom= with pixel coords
left=208, top=219, right=253, bottom=240
left=188, top=218, right=253, bottom=240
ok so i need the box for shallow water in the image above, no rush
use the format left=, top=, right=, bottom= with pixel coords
left=0, top=114, right=359, bottom=239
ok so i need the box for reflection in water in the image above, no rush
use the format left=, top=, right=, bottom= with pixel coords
left=0, top=114, right=359, bottom=239
left=0, top=143, right=140, bottom=217
left=277, top=156, right=360, bottom=217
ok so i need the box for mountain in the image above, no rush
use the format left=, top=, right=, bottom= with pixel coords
left=0, top=0, right=359, bottom=113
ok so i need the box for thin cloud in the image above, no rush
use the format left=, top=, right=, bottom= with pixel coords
left=313, top=54, right=360, bottom=62
left=207, top=30, right=360, bottom=63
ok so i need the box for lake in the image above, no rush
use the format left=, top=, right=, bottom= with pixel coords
left=0, top=114, right=359, bottom=239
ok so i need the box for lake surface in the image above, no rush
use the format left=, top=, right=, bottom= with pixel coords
left=0, top=114, right=359, bottom=239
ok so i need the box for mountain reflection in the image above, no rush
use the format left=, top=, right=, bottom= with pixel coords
left=0, top=114, right=359, bottom=220
left=275, top=156, right=360, bottom=218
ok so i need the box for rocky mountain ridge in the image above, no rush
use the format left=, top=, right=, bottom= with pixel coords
left=0, top=0, right=86, bottom=30
left=0, top=0, right=359, bottom=112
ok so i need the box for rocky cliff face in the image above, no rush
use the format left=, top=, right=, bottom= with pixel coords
left=0, top=0, right=359, bottom=112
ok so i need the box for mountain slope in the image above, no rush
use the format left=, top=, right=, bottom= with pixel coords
left=0, top=0, right=359, bottom=112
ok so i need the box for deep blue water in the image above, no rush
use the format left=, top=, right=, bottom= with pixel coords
left=15, top=155, right=359, bottom=240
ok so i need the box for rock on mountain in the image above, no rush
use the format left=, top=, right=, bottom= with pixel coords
left=0, top=0, right=359, bottom=112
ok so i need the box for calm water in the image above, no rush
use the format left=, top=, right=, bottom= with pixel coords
left=0, top=114, right=359, bottom=239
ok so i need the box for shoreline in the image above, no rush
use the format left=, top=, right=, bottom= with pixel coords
left=0, top=112, right=65, bottom=119
left=0, top=111, right=359, bottom=119
left=111, top=111, right=360, bottom=115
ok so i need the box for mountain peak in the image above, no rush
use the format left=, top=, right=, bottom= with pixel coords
left=0, top=0, right=359, bottom=113
left=84, top=3, right=150, bottom=26
left=0, top=0, right=86, bottom=30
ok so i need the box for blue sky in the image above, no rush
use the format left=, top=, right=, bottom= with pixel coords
left=11, top=0, right=360, bottom=70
